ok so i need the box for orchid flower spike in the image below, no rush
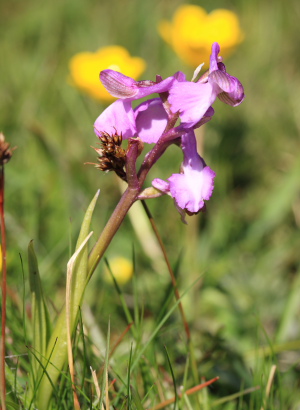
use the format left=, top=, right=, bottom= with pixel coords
left=93, top=42, right=244, bottom=217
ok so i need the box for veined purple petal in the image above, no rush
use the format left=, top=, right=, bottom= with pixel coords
left=100, top=69, right=185, bottom=100
left=169, top=81, right=217, bottom=127
left=217, top=76, right=245, bottom=106
left=134, top=98, right=169, bottom=143
left=207, top=43, right=245, bottom=107
left=100, top=70, right=140, bottom=98
left=94, top=100, right=136, bottom=139
left=209, top=70, right=233, bottom=93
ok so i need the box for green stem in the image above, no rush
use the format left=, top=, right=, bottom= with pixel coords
left=141, top=200, right=191, bottom=341
left=88, top=187, right=139, bottom=277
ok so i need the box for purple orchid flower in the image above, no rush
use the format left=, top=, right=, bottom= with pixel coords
left=152, top=130, right=216, bottom=214
left=168, top=42, right=245, bottom=127
left=93, top=42, right=244, bottom=217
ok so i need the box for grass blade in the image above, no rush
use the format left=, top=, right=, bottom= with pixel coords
left=28, top=241, right=51, bottom=379
left=164, top=346, right=177, bottom=410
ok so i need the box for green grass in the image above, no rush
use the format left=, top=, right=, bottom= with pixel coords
left=1, top=0, right=300, bottom=408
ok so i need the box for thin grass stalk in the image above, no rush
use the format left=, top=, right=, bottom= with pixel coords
left=109, top=323, right=133, bottom=359
left=0, top=163, right=7, bottom=410
left=164, top=346, right=178, bottom=410
left=130, top=277, right=201, bottom=373
left=211, top=386, right=261, bottom=407
left=0, top=135, right=13, bottom=410
left=99, top=321, right=110, bottom=410
left=260, top=365, right=276, bottom=410
left=141, top=200, right=191, bottom=341
left=90, top=366, right=101, bottom=404
left=149, top=377, right=219, bottom=410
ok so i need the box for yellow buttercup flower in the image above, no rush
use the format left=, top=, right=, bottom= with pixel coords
left=159, top=5, right=244, bottom=67
left=69, top=46, right=146, bottom=102
left=104, top=256, right=133, bottom=285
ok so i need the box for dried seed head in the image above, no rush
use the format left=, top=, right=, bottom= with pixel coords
left=92, top=131, right=127, bottom=181
left=0, top=133, right=15, bottom=165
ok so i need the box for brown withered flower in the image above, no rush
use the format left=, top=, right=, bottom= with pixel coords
left=0, top=133, right=15, bottom=165
left=93, top=131, right=127, bottom=181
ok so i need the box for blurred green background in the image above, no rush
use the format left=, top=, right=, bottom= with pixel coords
left=1, top=0, right=300, bottom=406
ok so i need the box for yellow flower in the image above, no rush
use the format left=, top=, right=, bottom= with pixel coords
left=103, top=256, right=133, bottom=285
left=69, top=45, right=146, bottom=102
left=158, top=5, right=244, bottom=67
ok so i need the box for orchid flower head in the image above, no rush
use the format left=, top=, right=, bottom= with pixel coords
left=93, top=42, right=244, bottom=218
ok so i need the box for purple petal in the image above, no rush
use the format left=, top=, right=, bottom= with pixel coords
left=209, top=70, right=233, bottom=93
left=209, top=71, right=244, bottom=106
left=169, top=81, right=217, bottom=127
left=207, top=43, right=245, bottom=107
left=217, top=76, right=245, bottom=106
left=169, top=132, right=215, bottom=212
left=176, top=107, right=215, bottom=132
left=134, top=98, right=169, bottom=143
left=173, top=71, right=187, bottom=82
left=133, top=75, right=178, bottom=99
left=100, top=69, right=185, bottom=100
left=94, top=100, right=136, bottom=139
left=217, top=62, right=227, bottom=73
left=152, top=178, right=170, bottom=193
left=168, top=167, right=215, bottom=213
left=209, top=42, right=221, bottom=72
left=100, top=70, right=139, bottom=98
left=152, top=131, right=216, bottom=213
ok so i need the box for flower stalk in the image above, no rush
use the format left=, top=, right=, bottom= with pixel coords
left=88, top=186, right=139, bottom=277
left=0, top=158, right=6, bottom=410
left=0, top=133, right=14, bottom=410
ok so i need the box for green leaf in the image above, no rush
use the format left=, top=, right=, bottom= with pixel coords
left=36, top=190, right=99, bottom=410
left=28, top=240, right=51, bottom=378
left=5, top=400, right=21, bottom=410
